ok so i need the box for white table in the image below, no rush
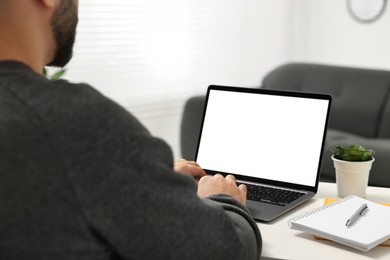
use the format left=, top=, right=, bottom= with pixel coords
left=258, top=182, right=390, bottom=260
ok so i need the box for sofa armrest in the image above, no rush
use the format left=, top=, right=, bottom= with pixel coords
left=180, top=95, right=206, bottom=160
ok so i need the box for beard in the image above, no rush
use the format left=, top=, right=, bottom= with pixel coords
left=47, top=0, right=78, bottom=67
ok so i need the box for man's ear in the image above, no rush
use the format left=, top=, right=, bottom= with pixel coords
left=37, top=0, right=58, bottom=9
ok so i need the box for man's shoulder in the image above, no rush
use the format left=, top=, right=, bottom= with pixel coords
left=0, top=63, right=103, bottom=108
left=47, top=79, right=150, bottom=137
left=45, top=79, right=108, bottom=107
left=0, top=62, right=149, bottom=136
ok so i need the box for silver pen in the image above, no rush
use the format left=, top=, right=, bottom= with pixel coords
left=345, top=203, right=368, bottom=227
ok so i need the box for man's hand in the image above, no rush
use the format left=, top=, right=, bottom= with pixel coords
left=197, top=174, right=247, bottom=205
left=174, top=159, right=206, bottom=182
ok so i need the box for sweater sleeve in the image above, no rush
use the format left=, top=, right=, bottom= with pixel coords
left=204, top=195, right=262, bottom=259
left=43, top=83, right=262, bottom=260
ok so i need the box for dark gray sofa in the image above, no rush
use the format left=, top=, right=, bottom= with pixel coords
left=180, top=63, right=390, bottom=188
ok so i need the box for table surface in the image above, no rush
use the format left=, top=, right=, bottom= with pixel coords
left=257, top=182, right=390, bottom=260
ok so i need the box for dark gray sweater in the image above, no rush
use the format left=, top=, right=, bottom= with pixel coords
left=0, top=61, right=261, bottom=260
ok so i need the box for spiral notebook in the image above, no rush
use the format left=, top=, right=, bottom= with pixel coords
left=288, top=195, right=390, bottom=252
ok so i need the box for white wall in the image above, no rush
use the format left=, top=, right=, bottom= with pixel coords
left=291, top=0, right=390, bottom=70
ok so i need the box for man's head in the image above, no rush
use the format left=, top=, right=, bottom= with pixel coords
left=0, top=0, right=79, bottom=72
left=47, top=0, right=79, bottom=67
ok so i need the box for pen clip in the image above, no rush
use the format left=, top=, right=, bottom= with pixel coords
left=345, top=203, right=368, bottom=227
left=359, top=205, right=368, bottom=216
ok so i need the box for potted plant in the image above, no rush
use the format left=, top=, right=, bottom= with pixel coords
left=331, top=144, right=375, bottom=198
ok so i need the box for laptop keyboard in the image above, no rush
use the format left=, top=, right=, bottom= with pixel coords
left=238, top=182, right=306, bottom=206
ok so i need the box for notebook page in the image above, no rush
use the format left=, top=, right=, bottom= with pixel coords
left=288, top=195, right=390, bottom=251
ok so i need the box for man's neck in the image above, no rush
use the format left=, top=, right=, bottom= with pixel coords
left=0, top=34, right=47, bottom=74
left=0, top=5, right=52, bottom=75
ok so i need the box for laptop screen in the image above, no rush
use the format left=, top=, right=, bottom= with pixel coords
left=195, top=85, right=331, bottom=188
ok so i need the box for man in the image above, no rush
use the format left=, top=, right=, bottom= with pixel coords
left=0, top=0, right=262, bottom=259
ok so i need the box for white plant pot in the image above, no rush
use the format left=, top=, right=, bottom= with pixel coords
left=332, top=156, right=375, bottom=198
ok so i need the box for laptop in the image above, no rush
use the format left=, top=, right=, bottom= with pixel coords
left=195, top=85, right=332, bottom=222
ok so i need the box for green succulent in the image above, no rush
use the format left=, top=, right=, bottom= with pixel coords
left=333, top=144, right=375, bottom=162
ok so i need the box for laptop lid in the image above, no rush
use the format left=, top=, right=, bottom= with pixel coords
left=195, top=85, right=332, bottom=221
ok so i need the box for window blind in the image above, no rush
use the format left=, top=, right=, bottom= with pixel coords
left=65, top=0, right=291, bottom=120
left=66, top=0, right=241, bottom=117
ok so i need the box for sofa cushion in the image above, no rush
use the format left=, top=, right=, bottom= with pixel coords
left=262, top=63, right=390, bottom=138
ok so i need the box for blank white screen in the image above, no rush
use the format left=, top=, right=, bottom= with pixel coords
left=196, top=89, right=330, bottom=187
